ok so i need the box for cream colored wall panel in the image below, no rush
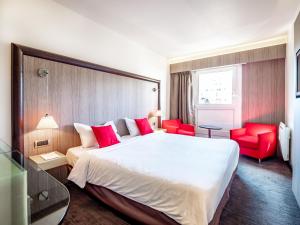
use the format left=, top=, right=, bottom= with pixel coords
left=170, top=44, right=286, bottom=73
left=23, top=55, right=158, bottom=157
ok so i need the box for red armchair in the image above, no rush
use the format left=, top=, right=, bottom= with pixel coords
left=162, top=119, right=195, bottom=136
left=230, top=123, right=277, bottom=163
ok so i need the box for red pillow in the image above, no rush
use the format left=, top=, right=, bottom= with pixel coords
left=134, top=118, right=153, bottom=135
left=91, top=125, right=120, bottom=148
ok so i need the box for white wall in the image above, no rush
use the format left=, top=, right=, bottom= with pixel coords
left=286, top=26, right=295, bottom=133
left=292, top=12, right=300, bottom=206
left=286, top=25, right=296, bottom=170
left=286, top=7, right=300, bottom=206
left=0, top=0, right=169, bottom=145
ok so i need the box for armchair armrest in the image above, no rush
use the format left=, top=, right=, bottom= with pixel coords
left=179, top=124, right=195, bottom=132
left=230, top=128, right=246, bottom=139
left=258, top=132, right=277, bottom=153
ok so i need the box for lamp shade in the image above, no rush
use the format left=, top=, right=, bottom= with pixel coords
left=156, top=110, right=162, bottom=117
left=148, top=110, right=162, bottom=118
left=36, top=114, right=58, bottom=129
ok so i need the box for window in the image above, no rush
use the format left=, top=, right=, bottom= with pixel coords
left=192, top=65, right=242, bottom=136
left=194, top=67, right=235, bottom=104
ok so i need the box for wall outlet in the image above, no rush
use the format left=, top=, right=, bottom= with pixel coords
left=34, top=140, right=49, bottom=148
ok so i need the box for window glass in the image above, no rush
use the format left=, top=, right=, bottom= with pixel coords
left=197, top=68, right=233, bottom=104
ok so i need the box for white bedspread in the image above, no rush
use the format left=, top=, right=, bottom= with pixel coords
left=66, top=135, right=137, bottom=166
left=68, top=133, right=239, bottom=225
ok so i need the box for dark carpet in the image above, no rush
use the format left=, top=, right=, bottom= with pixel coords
left=62, top=156, right=300, bottom=225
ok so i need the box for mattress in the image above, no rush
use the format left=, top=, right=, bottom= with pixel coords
left=68, top=132, right=239, bottom=225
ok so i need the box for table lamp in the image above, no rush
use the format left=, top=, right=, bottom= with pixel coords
left=35, top=114, right=58, bottom=148
left=148, top=110, right=162, bottom=128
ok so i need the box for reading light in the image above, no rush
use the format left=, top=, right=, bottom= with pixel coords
left=36, top=114, right=58, bottom=129
left=35, top=72, right=58, bottom=148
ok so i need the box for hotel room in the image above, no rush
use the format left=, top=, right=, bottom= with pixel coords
left=1, top=0, right=300, bottom=225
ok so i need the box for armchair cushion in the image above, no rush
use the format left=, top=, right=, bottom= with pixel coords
left=179, top=124, right=195, bottom=132
left=164, top=126, right=179, bottom=134
left=234, top=135, right=259, bottom=149
left=177, top=129, right=195, bottom=136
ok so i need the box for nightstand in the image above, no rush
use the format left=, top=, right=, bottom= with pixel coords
left=29, top=151, right=68, bottom=183
left=153, top=128, right=167, bottom=133
left=29, top=151, right=67, bottom=170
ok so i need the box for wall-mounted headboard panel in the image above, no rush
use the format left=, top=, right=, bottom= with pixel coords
left=12, top=44, right=160, bottom=157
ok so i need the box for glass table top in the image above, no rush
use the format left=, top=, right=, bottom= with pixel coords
left=0, top=140, right=70, bottom=225
left=199, top=124, right=222, bottom=130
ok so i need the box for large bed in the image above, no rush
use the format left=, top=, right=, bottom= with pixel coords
left=11, top=45, right=239, bottom=225
left=67, top=132, right=239, bottom=225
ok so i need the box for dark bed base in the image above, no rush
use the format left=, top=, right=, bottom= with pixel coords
left=84, top=170, right=236, bottom=225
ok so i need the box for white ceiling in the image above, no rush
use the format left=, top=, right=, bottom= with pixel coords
left=54, top=0, right=300, bottom=59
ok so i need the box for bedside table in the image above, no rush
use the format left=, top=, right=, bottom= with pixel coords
left=153, top=128, right=167, bottom=133
left=29, top=151, right=67, bottom=170
left=29, top=151, right=68, bottom=183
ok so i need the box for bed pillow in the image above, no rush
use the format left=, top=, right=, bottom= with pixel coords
left=135, top=118, right=153, bottom=135
left=104, top=120, right=121, bottom=141
left=74, top=123, right=98, bottom=148
left=124, top=118, right=140, bottom=136
left=91, top=125, right=120, bottom=148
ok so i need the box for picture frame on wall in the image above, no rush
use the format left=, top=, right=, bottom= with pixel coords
left=297, top=49, right=300, bottom=98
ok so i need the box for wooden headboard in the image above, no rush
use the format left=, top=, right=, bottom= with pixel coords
left=11, top=44, right=160, bottom=157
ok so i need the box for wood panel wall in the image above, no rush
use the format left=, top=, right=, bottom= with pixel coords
left=23, top=55, right=159, bottom=157
left=170, top=44, right=286, bottom=73
left=242, top=59, right=285, bottom=126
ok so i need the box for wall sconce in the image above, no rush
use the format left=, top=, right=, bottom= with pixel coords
left=37, top=68, right=49, bottom=78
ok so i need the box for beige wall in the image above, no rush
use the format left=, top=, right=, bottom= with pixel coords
left=242, top=59, right=285, bottom=128
left=170, top=44, right=286, bottom=74
left=0, top=0, right=169, bottom=145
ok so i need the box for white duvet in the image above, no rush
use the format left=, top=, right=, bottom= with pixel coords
left=68, top=132, right=239, bottom=225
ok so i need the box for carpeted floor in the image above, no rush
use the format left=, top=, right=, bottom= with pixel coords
left=62, top=156, right=300, bottom=225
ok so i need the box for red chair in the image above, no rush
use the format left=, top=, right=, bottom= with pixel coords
left=230, top=123, right=277, bottom=163
left=162, top=119, right=195, bottom=136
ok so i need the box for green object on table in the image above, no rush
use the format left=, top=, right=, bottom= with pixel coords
left=0, top=141, right=28, bottom=225
left=0, top=140, right=70, bottom=225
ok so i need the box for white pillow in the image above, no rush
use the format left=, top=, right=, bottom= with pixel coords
left=124, top=118, right=140, bottom=136
left=104, top=121, right=121, bottom=141
left=74, top=123, right=98, bottom=148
